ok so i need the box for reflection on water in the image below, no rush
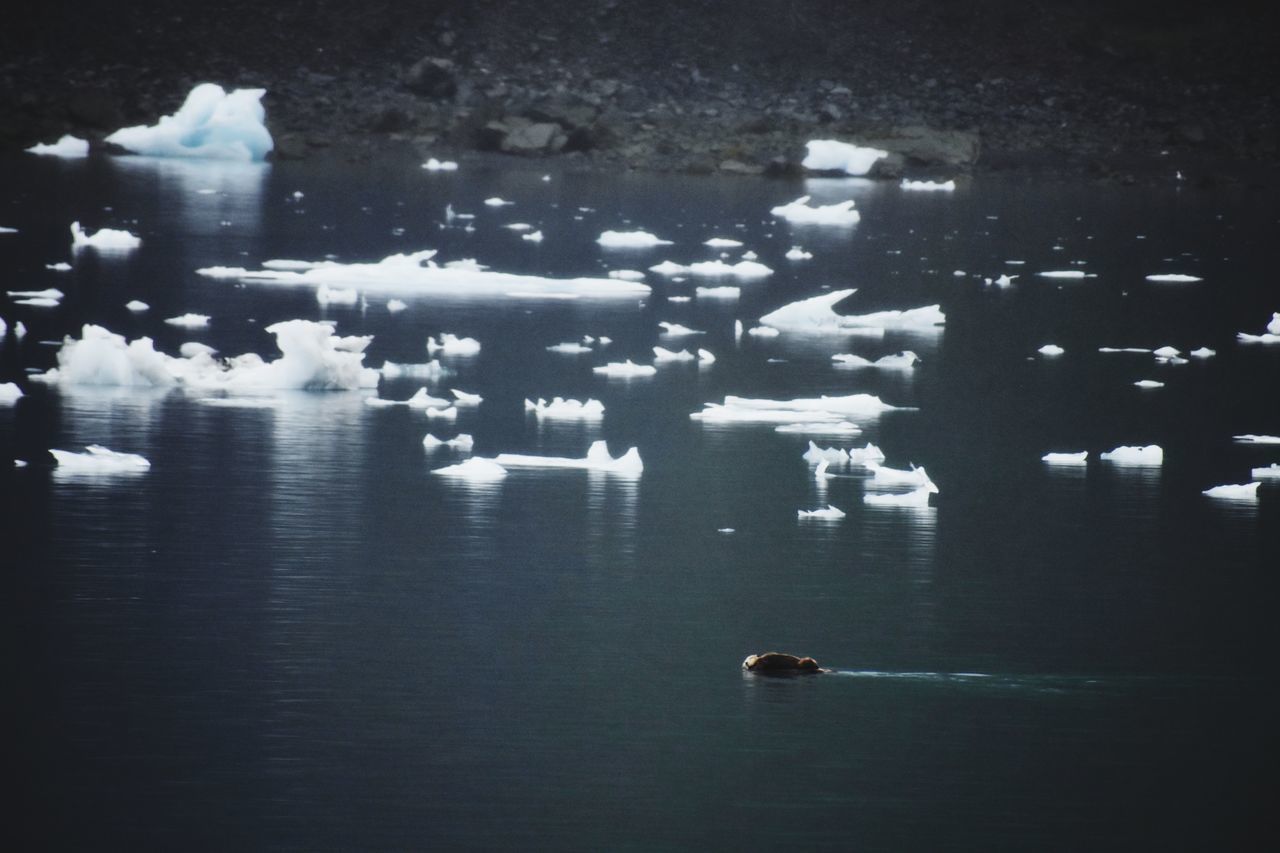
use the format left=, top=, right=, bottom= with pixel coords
left=109, top=156, right=268, bottom=237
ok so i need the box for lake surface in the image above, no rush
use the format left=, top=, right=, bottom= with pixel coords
left=3, top=153, right=1276, bottom=851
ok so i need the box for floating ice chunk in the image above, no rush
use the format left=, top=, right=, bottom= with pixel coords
left=659, top=321, right=705, bottom=336
left=741, top=251, right=758, bottom=261
left=432, top=457, right=507, bottom=481
left=0, top=382, right=23, bottom=404
left=901, top=179, right=956, bottom=191
left=648, top=259, right=773, bottom=278
left=0, top=227, right=16, bottom=234
left=1043, top=451, right=1088, bottom=465
left=848, top=444, right=887, bottom=466
left=1100, top=445, right=1163, bottom=465
left=46, top=262, right=72, bottom=271
left=1038, top=344, right=1065, bottom=356
left=1269, top=313, right=1280, bottom=336
left=26, top=134, right=89, bottom=158
left=993, top=274, right=1017, bottom=287
left=608, top=269, right=646, bottom=281
left=317, top=285, right=358, bottom=306
left=775, top=422, right=861, bottom=435
left=70, top=222, right=140, bottom=251
left=785, top=247, right=813, bottom=260
left=179, top=342, right=217, bottom=358
left=483, top=197, right=513, bottom=207
left=697, top=348, right=716, bottom=364
left=423, top=432, right=474, bottom=451
left=863, top=482, right=938, bottom=507
left=495, top=440, right=643, bottom=477
left=798, top=504, right=846, bottom=520
left=50, top=445, right=150, bottom=474
left=1134, top=380, right=1164, bottom=389
left=1145, top=273, right=1202, bottom=282
left=1036, top=270, right=1088, bottom=279
left=451, top=389, right=483, bottom=406
left=421, top=158, right=458, bottom=171
left=546, top=342, right=593, bottom=354
left=814, top=459, right=835, bottom=482
left=425, top=406, right=458, bottom=420
left=524, top=397, right=605, bottom=419
left=387, top=299, right=407, bottom=313
left=106, top=83, right=272, bottom=161
left=522, top=230, right=544, bottom=243
left=695, top=394, right=897, bottom=425
left=593, top=360, right=656, bottom=378
left=668, top=296, right=692, bottom=303
left=1234, top=434, right=1280, bottom=445
left=801, top=140, right=887, bottom=175
left=695, top=285, right=741, bottom=299
left=704, top=237, right=744, bottom=248
left=866, top=462, right=934, bottom=489
left=1202, top=482, right=1260, bottom=501
left=503, top=223, right=534, bottom=232
left=759, top=289, right=944, bottom=332
left=405, top=387, right=452, bottom=408
left=14, top=322, right=26, bottom=339
left=0, top=317, right=6, bottom=338
left=747, top=325, right=780, bottom=338
left=1152, top=346, right=1180, bottom=358
left=14, top=297, right=60, bottom=308
left=165, top=313, right=211, bottom=328
left=832, top=351, right=919, bottom=369
left=1251, top=463, right=1280, bottom=479
left=1237, top=332, right=1280, bottom=344
left=803, top=442, right=849, bottom=464
left=1099, top=347, right=1152, bottom=353
left=8, top=288, right=64, bottom=300
left=653, top=346, right=695, bottom=363
left=770, top=195, right=860, bottom=226
left=1189, top=347, right=1215, bottom=358
left=427, top=333, right=481, bottom=356
left=381, top=360, right=449, bottom=381
left=597, top=230, right=672, bottom=248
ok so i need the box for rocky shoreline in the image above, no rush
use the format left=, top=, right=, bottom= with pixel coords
left=3, top=1, right=1276, bottom=186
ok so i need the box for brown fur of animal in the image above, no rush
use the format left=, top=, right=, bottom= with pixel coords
left=742, top=652, right=825, bottom=673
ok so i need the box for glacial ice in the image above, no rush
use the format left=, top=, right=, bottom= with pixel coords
left=704, top=237, right=744, bottom=248
left=423, top=433, right=474, bottom=451
left=13, top=298, right=60, bottom=308
left=365, top=388, right=451, bottom=408
left=425, top=406, right=458, bottom=420
left=524, top=397, right=605, bottom=419
left=387, top=299, right=408, bottom=313
left=1145, top=274, right=1202, bottom=282
left=1036, top=271, right=1088, bottom=279
left=785, top=247, right=813, bottom=260
left=798, top=504, right=846, bottom=520
left=1099, top=347, right=1152, bottom=353
left=427, top=333, right=481, bottom=356
left=197, top=249, right=650, bottom=299
left=695, top=286, right=741, bottom=299
left=106, top=83, right=273, bottom=161
left=381, top=360, right=449, bottom=381
left=451, top=389, right=483, bottom=406
left=317, top=285, right=358, bottom=306
left=50, top=445, right=151, bottom=474
left=71, top=222, right=140, bottom=251
left=47, top=263, right=72, bottom=271
left=1234, top=435, right=1280, bottom=444
left=654, top=346, right=696, bottom=363
left=26, top=134, right=89, bottom=158
left=1152, top=346, right=1180, bottom=358
left=1134, top=380, right=1164, bottom=388
left=421, top=158, right=459, bottom=171
left=1038, top=344, right=1065, bottom=356
left=659, top=321, right=705, bottom=336
left=747, top=325, right=780, bottom=338
left=901, top=179, right=956, bottom=191
left=484, top=197, right=514, bottom=207
left=802, top=442, right=850, bottom=464
left=179, top=342, right=217, bottom=358
left=1189, top=347, right=1215, bottom=358
left=1100, top=445, right=1164, bottom=465
left=165, top=313, right=211, bottom=328
left=0, top=227, right=17, bottom=234
left=774, top=422, right=862, bottom=436
left=832, top=351, right=919, bottom=369
left=609, top=270, right=646, bottom=281
left=993, top=274, right=1017, bottom=287
left=1042, top=451, right=1088, bottom=465
left=1202, top=482, right=1260, bottom=500
left=866, top=462, right=935, bottom=489
left=1270, top=313, right=1280, bottom=336
left=432, top=457, right=507, bottom=481
left=495, top=440, right=643, bottom=477
left=770, top=196, right=860, bottom=226
left=1251, top=463, right=1280, bottom=479
left=697, top=348, right=716, bottom=364
left=597, top=230, right=672, bottom=248
left=801, top=140, right=888, bottom=175
left=546, top=342, right=594, bottom=354
left=593, top=360, right=657, bottom=378
left=0, top=382, right=22, bottom=405
left=650, top=259, right=773, bottom=279
left=758, top=289, right=944, bottom=332
left=1237, top=333, right=1280, bottom=344
left=863, top=482, right=938, bottom=508
left=522, top=230, right=544, bottom=243
left=695, top=394, right=898, bottom=425
left=8, top=288, right=64, bottom=300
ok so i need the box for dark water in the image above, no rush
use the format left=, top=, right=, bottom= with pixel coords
left=3, top=154, right=1277, bottom=851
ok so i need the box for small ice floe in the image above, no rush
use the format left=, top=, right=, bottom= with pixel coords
left=125, top=300, right=150, bottom=312
left=49, top=445, right=150, bottom=474
left=801, top=140, right=887, bottom=175
left=421, top=158, right=459, bottom=171
left=831, top=351, right=919, bottom=369
left=669, top=296, right=692, bottom=303
left=695, top=394, right=900, bottom=425
left=15, top=459, right=28, bottom=467
left=9, top=287, right=64, bottom=304
left=649, top=259, right=773, bottom=278
left=901, top=179, right=956, bottom=191
left=1189, top=347, right=1215, bottom=358
left=1251, top=463, right=1280, bottom=479
left=742, top=250, right=759, bottom=261
left=1145, top=273, right=1202, bottom=282
left=495, top=440, right=643, bottom=477
left=747, top=325, right=780, bottom=338
left=1099, top=347, right=1152, bottom=354
left=106, top=83, right=272, bottom=161
left=427, top=333, right=481, bottom=356
left=866, top=462, right=934, bottom=489
left=798, top=504, right=846, bottom=520
left=695, top=285, right=740, bottom=299
left=704, top=237, right=744, bottom=248
left=1152, top=346, right=1180, bottom=359
left=451, top=389, right=483, bottom=406
left=432, top=457, right=507, bottom=481
left=654, top=346, right=696, bottom=363
left=1234, top=434, right=1280, bottom=445
left=659, top=321, right=705, bottom=336
left=1100, top=445, right=1163, bottom=466
left=387, top=299, right=407, bottom=313
left=70, top=222, right=140, bottom=251
left=785, top=247, right=813, bottom=260
left=864, top=482, right=938, bottom=507
left=802, top=442, right=851, bottom=464
left=1202, top=482, right=1260, bottom=501
left=1038, top=344, right=1065, bottom=357
left=775, top=422, right=861, bottom=436
left=524, top=397, right=605, bottom=419
left=425, top=406, right=458, bottom=420
left=717, top=528, right=735, bottom=534
left=759, top=289, right=944, bottom=332
left=697, top=348, right=716, bottom=364
left=316, top=285, right=358, bottom=306
left=546, top=342, right=593, bottom=354
left=26, top=134, right=90, bottom=158
left=179, top=342, right=217, bottom=358
left=13, top=321, right=27, bottom=339
left=0, top=227, right=17, bottom=234
left=597, top=230, right=672, bottom=248
left=0, top=382, right=23, bottom=404
left=522, top=230, right=544, bottom=243
left=1237, top=332, right=1280, bottom=344
left=164, top=313, right=211, bottom=328
left=366, top=388, right=451, bottom=409
left=1036, top=270, right=1089, bottom=279
left=46, top=262, right=72, bottom=271
left=381, top=360, right=449, bottom=381
left=1134, top=380, right=1164, bottom=389
left=1042, top=451, right=1088, bottom=465
left=814, top=459, right=835, bottom=482
left=1270, top=313, right=1280, bottom=336
left=484, top=197, right=514, bottom=207
left=422, top=433, right=474, bottom=451
left=503, top=223, right=534, bottom=232
left=770, top=196, right=860, bottom=226
left=593, top=360, right=656, bottom=378
left=608, top=269, right=646, bottom=281
left=992, top=274, right=1018, bottom=287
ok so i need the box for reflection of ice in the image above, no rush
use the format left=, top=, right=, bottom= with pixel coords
left=110, top=156, right=267, bottom=237
left=585, top=471, right=639, bottom=562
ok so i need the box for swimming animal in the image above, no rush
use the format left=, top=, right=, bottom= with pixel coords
left=742, top=652, right=825, bottom=674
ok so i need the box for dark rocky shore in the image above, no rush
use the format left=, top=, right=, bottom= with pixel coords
left=3, top=0, right=1276, bottom=184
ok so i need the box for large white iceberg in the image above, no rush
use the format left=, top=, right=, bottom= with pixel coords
left=495, top=440, right=643, bottom=477
left=648, top=259, right=773, bottom=279
left=1100, top=445, right=1163, bottom=466
left=27, top=134, right=90, bottom=158
left=597, top=230, right=672, bottom=248
left=770, top=196, right=860, bottom=226
left=197, top=249, right=650, bottom=299
left=50, top=445, right=150, bottom=474
left=71, top=222, right=140, bottom=251
left=1202, top=482, right=1260, bottom=501
left=105, top=83, right=273, bottom=161
left=801, top=140, right=887, bottom=175
left=759, top=289, right=944, bottom=332
left=524, top=397, right=605, bottom=420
